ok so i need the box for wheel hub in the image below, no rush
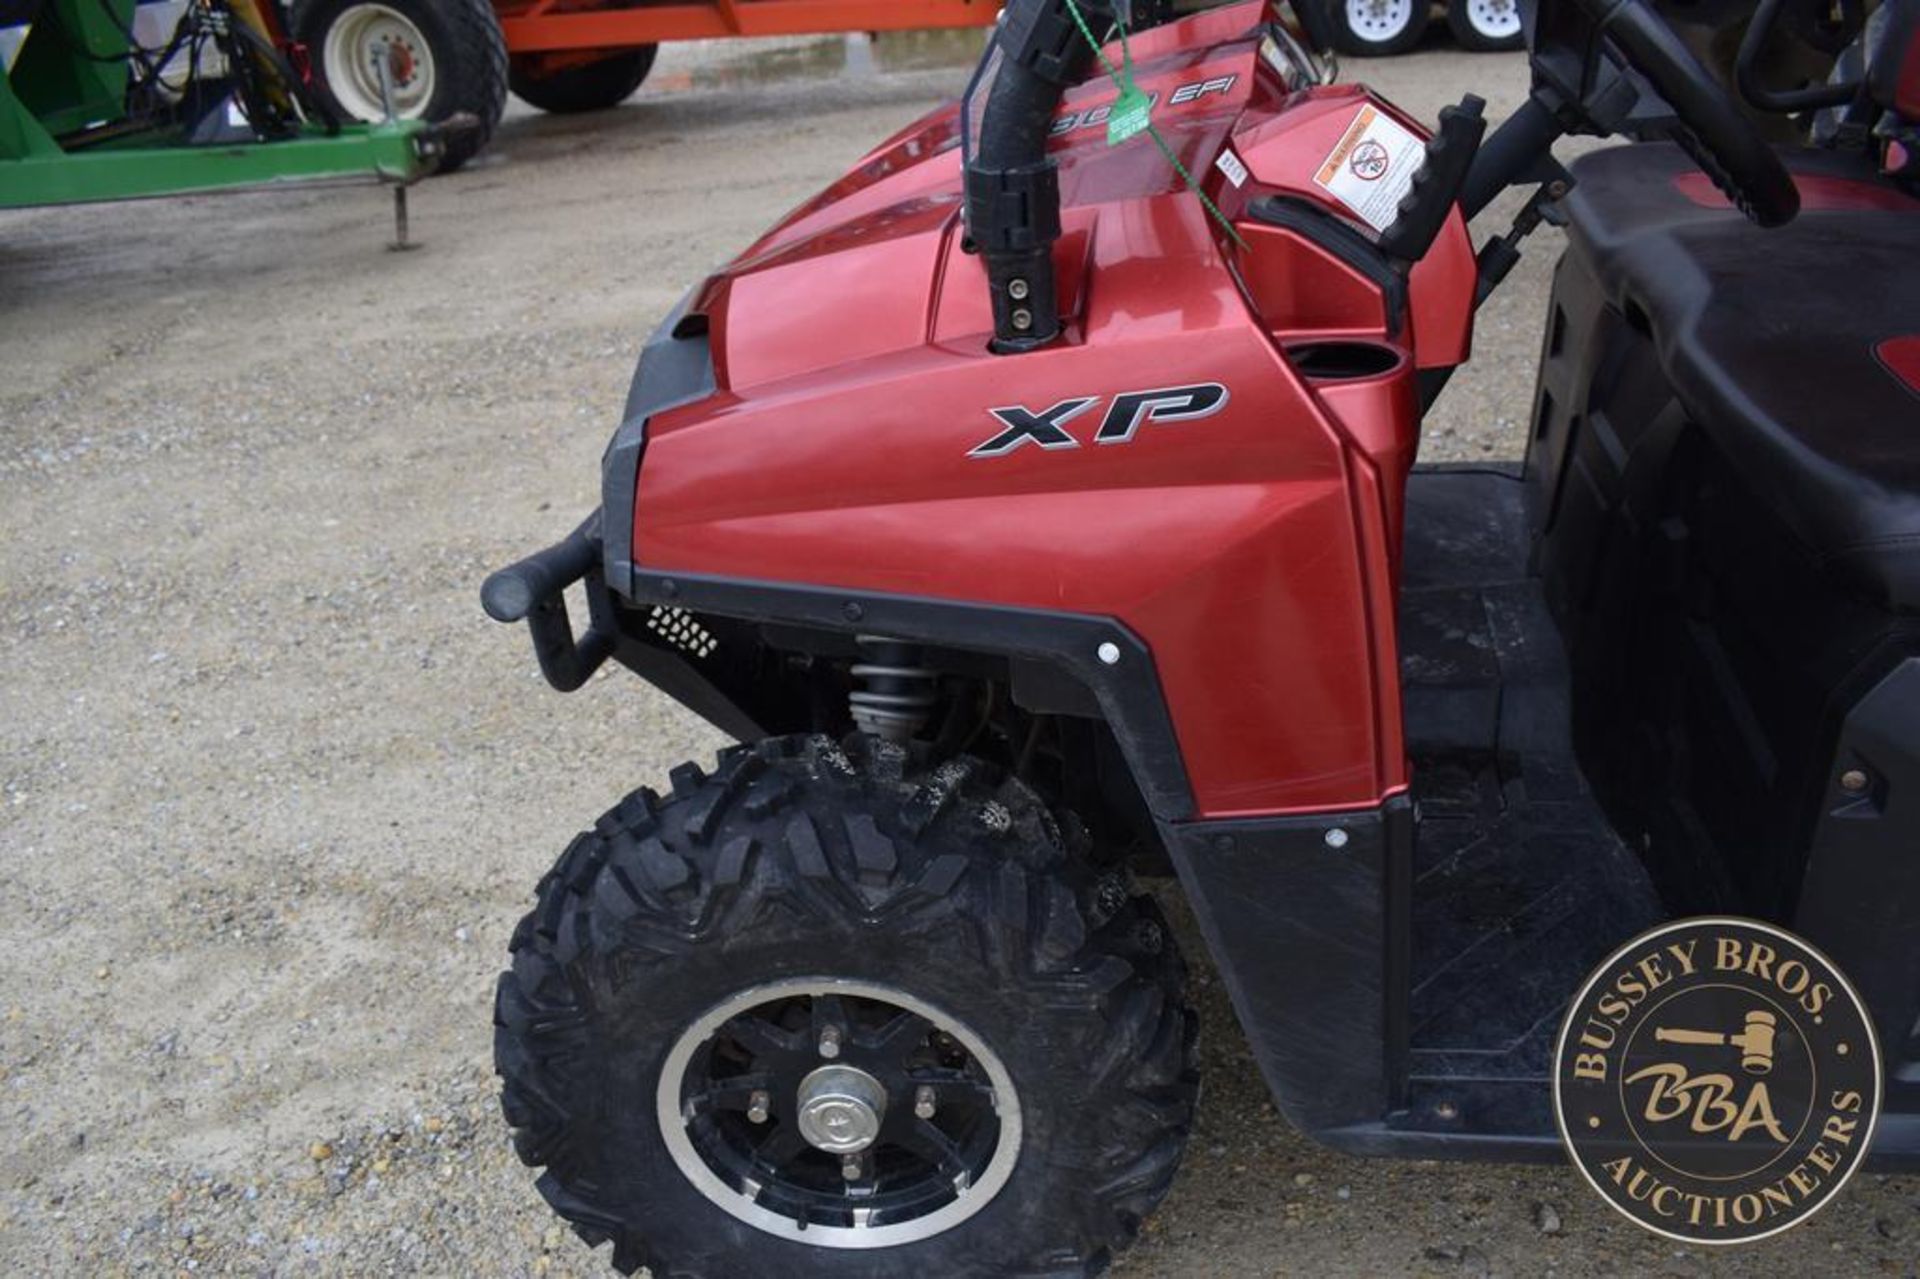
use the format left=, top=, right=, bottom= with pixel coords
left=657, top=977, right=1023, bottom=1248
left=1466, top=0, right=1522, bottom=37
left=1348, top=0, right=1412, bottom=38
left=385, top=40, right=418, bottom=89
left=795, top=1064, right=887, bottom=1153
left=320, top=3, right=437, bottom=122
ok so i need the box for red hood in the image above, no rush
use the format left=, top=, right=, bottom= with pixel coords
left=678, top=2, right=1275, bottom=397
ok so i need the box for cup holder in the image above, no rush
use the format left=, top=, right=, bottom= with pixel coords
left=1287, top=341, right=1405, bottom=382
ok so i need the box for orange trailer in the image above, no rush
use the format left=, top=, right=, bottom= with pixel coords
left=291, top=0, right=1000, bottom=167
left=499, top=0, right=999, bottom=54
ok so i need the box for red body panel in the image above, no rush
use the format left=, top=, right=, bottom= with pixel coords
left=1896, top=19, right=1920, bottom=118
left=636, top=2, right=1477, bottom=817
left=1881, top=335, right=1920, bottom=395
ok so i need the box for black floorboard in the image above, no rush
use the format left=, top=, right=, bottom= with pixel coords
left=1397, top=468, right=1662, bottom=1096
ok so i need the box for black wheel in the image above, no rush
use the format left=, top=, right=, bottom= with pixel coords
left=494, top=734, right=1198, bottom=1277
left=1446, top=0, right=1523, bottom=51
left=509, top=46, right=658, bottom=114
left=1333, top=0, right=1431, bottom=55
left=292, top=0, right=508, bottom=172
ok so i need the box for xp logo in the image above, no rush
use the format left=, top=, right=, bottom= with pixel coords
left=968, top=383, right=1229, bottom=458
left=1554, top=917, right=1881, bottom=1245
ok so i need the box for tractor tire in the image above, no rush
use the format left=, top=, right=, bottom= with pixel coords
left=293, top=0, right=508, bottom=172
left=1446, top=0, right=1524, bottom=51
left=509, top=46, right=658, bottom=114
left=1333, top=0, right=1431, bottom=56
left=494, top=734, right=1198, bottom=1278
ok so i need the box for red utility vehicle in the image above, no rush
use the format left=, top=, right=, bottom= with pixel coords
left=484, top=0, right=1920, bottom=1272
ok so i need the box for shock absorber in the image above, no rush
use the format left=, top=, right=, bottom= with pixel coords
left=848, top=638, right=938, bottom=743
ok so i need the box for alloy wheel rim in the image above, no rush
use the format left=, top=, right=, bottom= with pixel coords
left=656, top=977, right=1023, bottom=1248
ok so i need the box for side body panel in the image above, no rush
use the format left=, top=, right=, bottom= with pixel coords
left=594, top=4, right=1481, bottom=1148
left=629, top=6, right=1477, bottom=818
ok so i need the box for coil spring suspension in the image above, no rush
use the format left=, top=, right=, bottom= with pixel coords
left=849, top=638, right=938, bottom=743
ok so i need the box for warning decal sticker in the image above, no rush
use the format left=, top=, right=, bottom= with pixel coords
left=1216, top=147, right=1249, bottom=189
left=1313, top=104, right=1427, bottom=233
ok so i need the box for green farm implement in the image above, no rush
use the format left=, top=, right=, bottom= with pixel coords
left=1, top=0, right=447, bottom=213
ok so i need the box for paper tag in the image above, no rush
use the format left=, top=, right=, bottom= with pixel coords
left=1216, top=147, right=1249, bottom=189
left=1313, top=104, right=1427, bottom=233
left=1107, top=85, right=1153, bottom=146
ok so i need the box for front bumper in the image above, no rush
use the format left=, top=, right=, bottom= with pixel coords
left=480, top=511, right=615, bottom=693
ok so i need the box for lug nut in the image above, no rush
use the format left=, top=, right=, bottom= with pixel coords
left=818, top=1025, right=843, bottom=1059
left=747, top=1090, right=770, bottom=1124
left=840, top=1154, right=862, bottom=1182
left=914, top=1085, right=937, bottom=1120
left=1840, top=769, right=1870, bottom=794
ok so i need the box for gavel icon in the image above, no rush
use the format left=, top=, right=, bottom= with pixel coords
left=1654, top=1009, right=1779, bottom=1075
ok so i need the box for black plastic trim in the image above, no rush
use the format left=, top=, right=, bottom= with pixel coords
left=1796, top=657, right=1920, bottom=1126
left=1460, top=94, right=1567, bottom=221
left=1158, top=796, right=1414, bottom=1142
left=621, top=566, right=1197, bottom=820
left=602, top=290, right=718, bottom=594
left=605, top=605, right=767, bottom=744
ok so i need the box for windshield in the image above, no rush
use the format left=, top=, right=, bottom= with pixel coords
left=960, top=37, right=1007, bottom=171
left=962, top=3, right=1332, bottom=169
left=962, top=1, right=1158, bottom=169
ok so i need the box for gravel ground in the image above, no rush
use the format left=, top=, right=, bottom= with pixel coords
left=2, top=28, right=1916, bottom=1279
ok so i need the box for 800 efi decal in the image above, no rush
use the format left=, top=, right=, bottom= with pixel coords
left=1050, top=75, right=1238, bottom=137
left=969, top=384, right=1229, bottom=458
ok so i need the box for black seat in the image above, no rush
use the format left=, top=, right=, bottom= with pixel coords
left=1562, top=143, right=1920, bottom=611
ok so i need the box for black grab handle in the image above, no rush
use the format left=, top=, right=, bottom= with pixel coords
left=482, top=513, right=615, bottom=693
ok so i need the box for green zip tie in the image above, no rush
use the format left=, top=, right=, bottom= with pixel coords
left=1059, top=0, right=1250, bottom=251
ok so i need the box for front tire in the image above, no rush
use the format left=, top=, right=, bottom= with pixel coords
left=494, top=735, right=1198, bottom=1277
left=292, top=0, right=508, bottom=171
left=509, top=46, right=658, bottom=114
left=1334, top=0, right=1430, bottom=56
left=1446, top=0, right=1524, bottom=51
